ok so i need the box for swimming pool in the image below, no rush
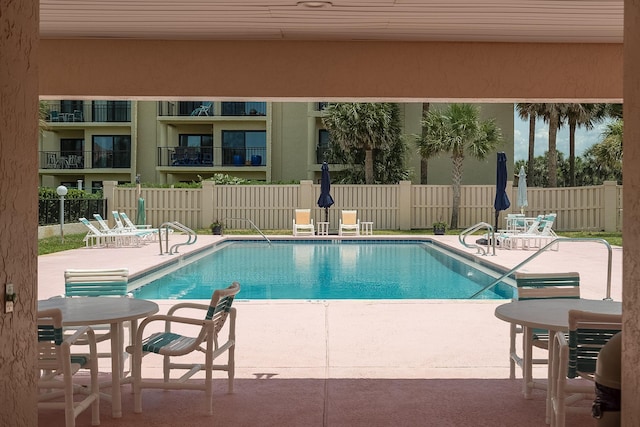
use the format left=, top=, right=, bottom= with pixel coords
left=131, top=240, right=514, bottom=300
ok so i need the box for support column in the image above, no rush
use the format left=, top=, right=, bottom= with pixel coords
left=623, top=1, right=640, bottom=425
left=0, top=0, right=39, bottom=425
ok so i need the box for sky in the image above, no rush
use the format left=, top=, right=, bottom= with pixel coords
left=512, top=106, right=613, bottom=162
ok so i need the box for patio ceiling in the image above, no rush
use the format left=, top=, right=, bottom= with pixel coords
left=40, top=0, right=623, bottom=43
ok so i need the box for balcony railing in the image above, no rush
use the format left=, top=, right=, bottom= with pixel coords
left=157, top=147, right=267, bottom=167
left=45, top=101, right=131, bottom=123
left=157, top=101, right=266, bottom=117
left=40, top=151, right=131, bottom=170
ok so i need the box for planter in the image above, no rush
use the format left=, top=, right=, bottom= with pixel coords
left=433, top=226, right=446, bottom=235
left=212, top=225, right=223, bottom=235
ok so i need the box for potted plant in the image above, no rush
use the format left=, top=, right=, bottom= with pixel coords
left=432, top=220, right=447, bottom=235
left=211, top=220, right=224, bottom=235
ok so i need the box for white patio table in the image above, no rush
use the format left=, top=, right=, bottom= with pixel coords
left=38, top=296, right=159, bottom=418
left=495, top=298, right=621, bottom=424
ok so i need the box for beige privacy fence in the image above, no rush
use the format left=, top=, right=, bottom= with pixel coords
left=103, top=180, right=622, bottom=232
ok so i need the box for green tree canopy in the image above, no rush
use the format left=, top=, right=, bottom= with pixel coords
left=322, top=103, right=407, bottom=184
left=415, top=103, right=503, bottom=228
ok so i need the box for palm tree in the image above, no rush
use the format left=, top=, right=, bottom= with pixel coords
left=588, top=119, right=623, bottom=182
left=515, top=103, right=545, bottom=184
left=415, top=103, right=503, bottom=228
left=541, top=103, right=568, bottom=187
left=322, top=103, right=403, bottom=184
left=564, top=103, right=607, bottom=186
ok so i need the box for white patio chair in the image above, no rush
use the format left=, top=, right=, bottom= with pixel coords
left=339, top=210, right=360, bottom=236
left=37, top=308, right=100, bottom=427
left=293, top=209, right=315, bottom=236
left=127, top=282, right=241, bottom=415
left=550, top=310, right=622, bottom=427
left=509, top=272, right=580, bottom=397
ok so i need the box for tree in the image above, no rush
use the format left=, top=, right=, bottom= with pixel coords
left=564, top=103, right=607, bottom=186
left=415, top=103, right=503, bottom=228
left=540, top=103, right=568, bottom=187
left=420, top=103, right=430, bottom=184
left=584, top=119, right=623, bottom=183
left=322, top=103, right=405, bottom=184
left=515, top=103, right=545, bottom=185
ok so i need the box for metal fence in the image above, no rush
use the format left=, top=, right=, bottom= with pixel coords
left=38, top=198, right=107, bottom=226
left=102, top=180, right=622, bottom=232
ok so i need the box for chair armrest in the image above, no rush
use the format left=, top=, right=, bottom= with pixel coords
left=166, top=302, right=209, bottom=315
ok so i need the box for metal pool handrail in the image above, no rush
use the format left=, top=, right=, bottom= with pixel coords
left=225, top=217, right=271, bottom=245
left=459, top=222, right=495, bottom=256
left=158, top=221, right=197, bottom=255
left=469, top=238, right=614, bottom=300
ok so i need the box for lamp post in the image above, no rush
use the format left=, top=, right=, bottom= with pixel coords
left=56, top=185, right=68, bottom=243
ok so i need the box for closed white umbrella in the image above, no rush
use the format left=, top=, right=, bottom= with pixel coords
left=517, top=166, right=528, bottom=214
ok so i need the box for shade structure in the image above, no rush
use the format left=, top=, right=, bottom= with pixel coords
left=317, top=162, right=334, bottom=223
left=494, top=152, right=511, bottom=232
left=517, top=165, right=528, bottom=214
left=136, top=197, right=146, bottom=225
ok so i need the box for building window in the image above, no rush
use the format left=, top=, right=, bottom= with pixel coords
left=177, top=134, right=213, bottom=165
left=92, top=101, right=130, bottom=122
left=317, top=129, right=330, bottom=163
left=221, top=102, right=266, bottom=116
left=60, top=100, right=83, bottom=115
left=221, top=130, right=266, bottom=166
left=92, top=135, right=131, bottom=168
left=61, top=138, right=85, bottom=168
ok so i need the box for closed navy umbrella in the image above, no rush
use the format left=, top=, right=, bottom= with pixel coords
left=494, top=152, right=511, bottom=232
left=317, top=162, right=334, bottom=223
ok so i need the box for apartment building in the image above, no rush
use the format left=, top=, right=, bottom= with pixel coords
left=38, top=101, right=514, bottom=191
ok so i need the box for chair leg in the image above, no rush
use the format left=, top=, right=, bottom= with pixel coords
left=228, top=344, right=235, bottom=393
left=509, top=323, right=517, bottom=379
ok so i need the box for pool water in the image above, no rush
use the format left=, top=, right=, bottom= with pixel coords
left=131, top=240, right=514, bottom=300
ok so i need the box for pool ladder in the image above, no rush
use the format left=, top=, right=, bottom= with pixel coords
left=459, top=222, right=496, bottom=256
left=224, top=218, right=271, bottom=245
left=159, top=221, right=197, bottom=255
left=469, top=237, right=614, bottom=299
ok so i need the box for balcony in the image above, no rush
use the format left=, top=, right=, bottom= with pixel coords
left=45, top=101, right=131, bottom=123
left=40, top=151, right=131, bottom=170
left=157, top=147, right=267, bottom=167
left=157, top=101, right=266, bottom=117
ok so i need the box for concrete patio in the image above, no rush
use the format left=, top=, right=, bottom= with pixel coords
left=37, top=234, right=622, bottom=426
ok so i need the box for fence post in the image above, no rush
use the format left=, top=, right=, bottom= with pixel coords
left=103, top=181, right=117, bottom=223
left=603, top=181, right=618, bottom=232
left=299, top=180, right=314, bottom=209
left=201, top=180, right=215, bottom=228
left=398, top=181, right=412, bottom=230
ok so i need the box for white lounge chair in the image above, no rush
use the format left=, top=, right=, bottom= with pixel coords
left=79, top=217, right=143, bottom=248
left=500, top=213, right=558, bottom=250
left=339, top=210, right=360, bottom=236
left=126, top=282, right=240, bottom=415
left=293, top=209, right=315, bottom=236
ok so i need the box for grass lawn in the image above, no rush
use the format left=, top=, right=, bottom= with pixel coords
left=38, top=228, right=622, bottom=255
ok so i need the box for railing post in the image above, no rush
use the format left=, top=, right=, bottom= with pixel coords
left=603, top=181, right=618, bottom=232
left=202, top=181, right=215, bottom=229
left=398, top=180, right=411, bottom=230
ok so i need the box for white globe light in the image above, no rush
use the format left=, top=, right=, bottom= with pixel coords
left=56, top=185, right=68, bottom=196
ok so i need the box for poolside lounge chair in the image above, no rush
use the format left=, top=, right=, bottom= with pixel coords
left=293, top=209, right=315, bottom=236
left=509, top=272, right=580, bottom=397
left=127, top=282, right=240, bottom=415
left=37, top=308, right=100, bottom=427
left=93, top=213, right=115, bottom=233
left=119, top=211, right=160, bottom=241
left=79, top=217, right=143, bottom=248
left=550, top=310, right=621, bottom=427
left=500, top=213, right=558, bottom=250
left=339, top=210, right=360, bottom=236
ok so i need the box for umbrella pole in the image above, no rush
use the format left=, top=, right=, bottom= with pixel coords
left=325, top=207, right=329, bottom=223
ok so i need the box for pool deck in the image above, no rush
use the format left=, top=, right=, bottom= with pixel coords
left=37, top=234, right=622, bottom=426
